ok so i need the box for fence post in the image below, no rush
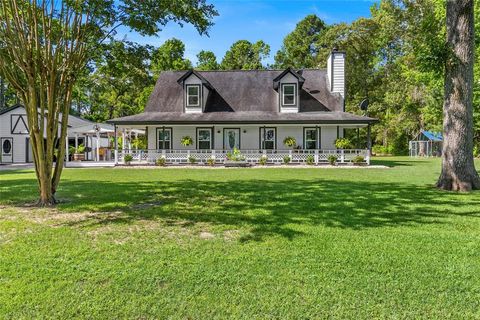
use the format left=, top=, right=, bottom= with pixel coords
left=212, top=149, right=216, bottom=160
left=366, top=149, right=370, bottom=165
left=315, top=149, right=319, bottom=165
left=114, top=150, right=118, bottom=165
left=341, top=149, right=345, bottom=163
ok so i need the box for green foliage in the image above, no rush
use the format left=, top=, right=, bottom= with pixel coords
left=132, top=136, right=147, bottom=150
left=196, top=50, right=219, bottom=70
left=207, top=157, right=216, bottom=166
left=306, top=154, right=315, bottom=165
left=151, top=38, right=192, bottom=75
left=188, top=156, right=197, bottom=164
left=156, top=157, right=166, bottom=166
left=226, top=148, right=246, bottom=161
left=221, top=40, right=270, bottom=70
left=352, top=156, right=365, bottom=164
left=124, top=154, right=133, bottom=164
left=259, top=155, right=268, bottom=165
left=283, top=155, right=291, bottom=164
left=274, top=15, right=327, bottom=68
left=72, top=144, right=86, bottom=154
left=335, top=138, right=352, bottom=149
left=328, top=155, right=338, bottom=165
left=283, top=136, right=297, bottom=148
left=181, top=136, right=194, bottom=146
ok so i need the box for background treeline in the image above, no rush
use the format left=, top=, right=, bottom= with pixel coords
left=1, top=0, right=479, bottom=155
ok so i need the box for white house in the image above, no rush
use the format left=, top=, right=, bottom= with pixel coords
left=0, top=105, right=112, bottom=163
left=107, top=50, right=377, bottom=165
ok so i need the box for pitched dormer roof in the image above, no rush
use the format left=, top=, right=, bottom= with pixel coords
left=176, top=70, right=213, bottom=90
left=272, top=67, right=305, bottom=90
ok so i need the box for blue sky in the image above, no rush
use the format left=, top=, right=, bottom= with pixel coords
left=119, top=0, right=376, bottom=65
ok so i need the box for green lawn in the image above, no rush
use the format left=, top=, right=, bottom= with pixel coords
left=1, top=157, right=480, bottom=319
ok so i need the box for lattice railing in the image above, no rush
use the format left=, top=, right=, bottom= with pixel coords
left=117, top=149, right=370, bottom=165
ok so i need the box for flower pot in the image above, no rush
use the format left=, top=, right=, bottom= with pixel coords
left=73, top=153, right=85, bottom=161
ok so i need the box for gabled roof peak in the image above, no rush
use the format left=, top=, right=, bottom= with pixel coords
left=177, top=69, right=213, bottom=90
left=273, top=67, right=306, bottom=90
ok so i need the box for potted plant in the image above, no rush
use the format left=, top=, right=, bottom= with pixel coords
left=283, top=155, right=291, bottom=164
left=181, top=136, right=193, bottom=147
left=124, top=154, right=133, bottom=165
left=283, top=136, right=297, bottom=149
left=225, top=148, right=249, bottom=167
left=327, top=155, right=337, bottom=166
left=72, top=144, right=86, bottom=161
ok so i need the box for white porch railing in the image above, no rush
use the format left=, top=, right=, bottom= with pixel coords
left=117, top=149, right=370, bottom=165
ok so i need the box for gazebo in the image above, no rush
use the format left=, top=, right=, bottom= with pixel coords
left=409, top=130, right=443, bottom=157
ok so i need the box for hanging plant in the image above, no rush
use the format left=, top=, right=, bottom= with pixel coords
left=283, top=136, right=297, bottom=148
left=181, top=136, right=193, bottom=146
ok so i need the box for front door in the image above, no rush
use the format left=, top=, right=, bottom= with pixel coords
left=1, top=137, right=13, bottom=163
left=223, top=128, right=240, bottom=150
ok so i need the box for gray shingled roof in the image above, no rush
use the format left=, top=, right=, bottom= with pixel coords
left=108, top=69, right=377, bottom=124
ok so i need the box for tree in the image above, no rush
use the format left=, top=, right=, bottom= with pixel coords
left=274, top=14, right=327, bottom=69
left=196, top=50, right=219, bottom=70
left=151, top=38, right=192, bottom=75
left=0, top=0, right=217, bottom=205
left=220, top=40, right=270, bottom=70
left=436, top=0, right=480, bottom=191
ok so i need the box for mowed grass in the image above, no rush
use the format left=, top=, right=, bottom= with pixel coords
left=0, top=157, right=480, bottom=319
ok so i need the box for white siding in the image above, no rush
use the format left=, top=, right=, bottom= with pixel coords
left=184, top=74, right=209, bottom=113
left=278, top=73, right=300, bottom=113
left=327, top=52, right=345, bottom=99
left=321, top=127, right=338, bottom=150
left=0, top=107, right=28, bottom=163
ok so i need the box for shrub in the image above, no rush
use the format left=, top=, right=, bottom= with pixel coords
left=188, top=156, right=197, bottom=164
left=352, top=155, right=365, bottom=164
left=283, top=155, right=291, bottom=164
left=226, top=148, right=246, bottom=161
left=71, top=144, right=86, bottom=154
left=334, top=138, right=352, bottom=149
left=306, top=154, right=315, bottom=165
left=283, top=136, right=297, bottom=148
left=207, top=157, right=215, bottom=166
left=181, top=136, right=193, bottom=146
left=124, top=154, right=133, bottom=165
left=327, top=155, right=337, bottom=165
left=259, top=155, right=268, bottom=165
left=156, top=157, right=166, bottom=166
left=474, top=144, right=480, bottom=158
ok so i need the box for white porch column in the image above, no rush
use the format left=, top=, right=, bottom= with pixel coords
left=122, top=129, right=126, bottom=151
left=114, top=125, right=118, bottom=165
left=96, top=131, right=100, bottom=162
left=75, top=134, right=78, bottom=149
left=65, top=135, right=69, bottom=167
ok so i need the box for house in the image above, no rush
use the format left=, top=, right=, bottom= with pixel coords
left=409, top=130, right=443, bottom=157
left=0, top=104, right=112, bottom=163
left=107, top=49, right=377, bottom=165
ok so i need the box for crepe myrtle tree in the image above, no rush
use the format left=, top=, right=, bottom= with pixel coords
left=0, top=0, right=217, bottom=206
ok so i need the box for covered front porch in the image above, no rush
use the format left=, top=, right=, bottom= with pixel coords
left=112, top=123, right=373, bottom=165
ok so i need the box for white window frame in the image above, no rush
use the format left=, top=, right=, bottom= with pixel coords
left=304, top=128, right=319, bottom=149
left=197, top=128, right=212, bottom=150
left=186, top=84, right=201, bottom=108
left=261, top=127, right=276, bottom=150
left=282, top=83, right=296, bottom=106
left=157, top=128, right=172, bottom=150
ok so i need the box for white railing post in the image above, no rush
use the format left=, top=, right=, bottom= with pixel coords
left=341, top=149, right=345, bottom=163
left=114, top=150, right=118, bottom=164
left=366, top=149, right=371, bottom=165
left=314, top=149, right=319, bottom=165
left=212, top=149, right=216, bottom=160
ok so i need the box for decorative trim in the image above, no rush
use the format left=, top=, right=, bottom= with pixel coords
left=185, top=84, right=201, bottom=109
left=10, top=114, right=29, bottom=135
left=281, top=83, right=297, bottom=107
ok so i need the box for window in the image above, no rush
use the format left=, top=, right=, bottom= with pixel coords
left=260, top=127, right=276, bottom=150
left=186, top=85, right=200, bottom=107
left=197, top=128, right=212, bottom=150
left=282, top=84, right=296, bottom=106
left=157, top=128, right=172, bottom=149
left=304, top=128, right=319, bottom=149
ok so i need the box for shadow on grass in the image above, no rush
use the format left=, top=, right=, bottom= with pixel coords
left=2, top=175, right=479, bottom=242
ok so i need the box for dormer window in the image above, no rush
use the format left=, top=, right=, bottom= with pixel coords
left=186, top=85, right=200, bottom=107
left=282, top=84, right=296, bottom=106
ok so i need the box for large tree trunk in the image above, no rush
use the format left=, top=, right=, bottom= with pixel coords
left=437, top=0, right=480, bottom=191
